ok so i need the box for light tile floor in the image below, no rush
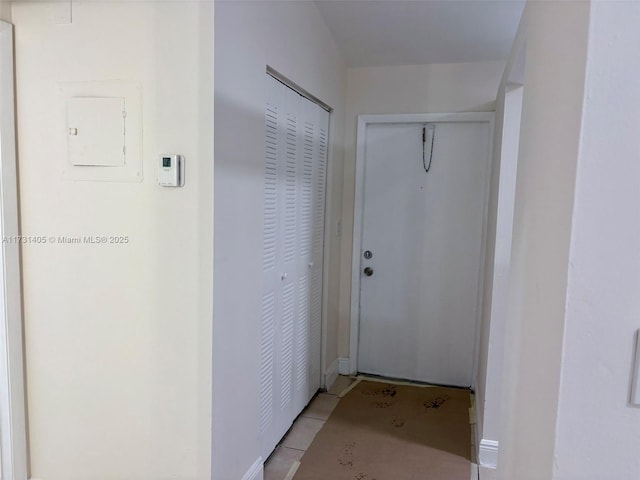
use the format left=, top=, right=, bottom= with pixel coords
left=263, top=375, right=355, bottom=480
left=478, top=465, right=497, bottom=480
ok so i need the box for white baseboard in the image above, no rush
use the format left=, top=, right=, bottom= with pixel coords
left=325, top=358, right=339, bottom=390
left=241, top=456, right=263, bottom=480
left=338, top=357, right=351, bottom=375
left=478, top=439, right=499, bottom=469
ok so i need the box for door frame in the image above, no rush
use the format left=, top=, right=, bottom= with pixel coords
left=0, top=20, right=28, bottom=480
left=349, top=112, right=495, bottom=382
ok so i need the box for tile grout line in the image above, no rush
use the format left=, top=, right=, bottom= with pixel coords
left=300, top=414, right=330, bottom=421
left=281, top=446, right=306, bottom=453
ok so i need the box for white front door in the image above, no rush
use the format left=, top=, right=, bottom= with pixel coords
left=357, top=120, right=491, bottom=387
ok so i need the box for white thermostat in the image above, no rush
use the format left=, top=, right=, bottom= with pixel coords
left=157, top=154, right=184, bottom=187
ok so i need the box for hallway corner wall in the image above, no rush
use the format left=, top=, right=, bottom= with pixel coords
left=552, top=2, right=640, bottom=477
left=12, top=3, right=214, bottom=479
left=496, top=2, right=591, bottom=478
left=475, top=21, right=526, bottom=464
left=214, top=2, right=347, bottom=478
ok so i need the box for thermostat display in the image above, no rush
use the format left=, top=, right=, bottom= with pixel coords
left=158, top=154, right=184, bottom=187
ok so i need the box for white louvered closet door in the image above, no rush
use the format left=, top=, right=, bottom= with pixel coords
left=260, top=75, right=281, bottom=456
left=260, top=74, right=329, bottom=459
left=304, top=98, right=329, bottom=400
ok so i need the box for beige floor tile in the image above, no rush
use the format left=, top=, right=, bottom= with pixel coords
left=281, top=417, right=325, bottom=451
left=264, top=446, right=304, bottom=480
left=326, top=375, right=356, bottom=395
left=479, top=465, right=497, bottom=480
left=471, top=463, right=479, bottom=480
left=301, top=393, right=339, bottom=421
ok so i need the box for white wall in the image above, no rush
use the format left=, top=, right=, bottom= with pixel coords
left=0, top=0, right=10, bottom=22
left=12, top=3, right=213, bottom=479
left=214, top=2, right=346, bottom=478
left=0, top=0, right=11, bottom=22
left=338, top=62, right=505, bottom=360
left=496, top=2, right=590, bottom=479
left=553, top=2, right=640, bottom=478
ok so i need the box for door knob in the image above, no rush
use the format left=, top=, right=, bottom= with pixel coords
left=363, top=267, right=373, bottom=277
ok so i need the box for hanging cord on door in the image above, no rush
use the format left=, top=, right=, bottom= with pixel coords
left=422, top=124, right=436, bottom=173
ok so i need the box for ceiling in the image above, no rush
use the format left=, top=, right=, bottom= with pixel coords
left=314, top=0, right=525, bottom=67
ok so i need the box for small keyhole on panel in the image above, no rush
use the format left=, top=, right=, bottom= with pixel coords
left=364, top=250, right=373, bottom=260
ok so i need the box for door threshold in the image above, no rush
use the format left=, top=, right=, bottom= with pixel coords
left=352, top=372, right=472, bottom=392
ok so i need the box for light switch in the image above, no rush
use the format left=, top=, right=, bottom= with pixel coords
left=67, top=96, right=125, bottom=167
